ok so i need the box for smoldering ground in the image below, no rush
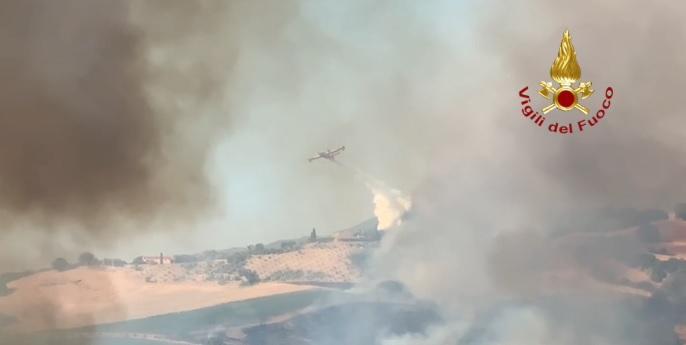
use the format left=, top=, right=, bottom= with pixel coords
left=367, top=1, right=686, bottom=344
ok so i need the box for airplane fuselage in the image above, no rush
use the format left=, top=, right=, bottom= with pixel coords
left=308, top=146, right=345, bottom=162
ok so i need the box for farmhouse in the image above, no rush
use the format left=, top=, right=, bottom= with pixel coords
left=141, top=253, right=174, bottom=265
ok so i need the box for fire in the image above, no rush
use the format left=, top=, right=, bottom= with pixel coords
left=550, top=30, right=581, bottom=86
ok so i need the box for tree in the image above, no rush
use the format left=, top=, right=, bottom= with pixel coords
left=635, top=253, right=658, bottom=270
left=651, top=267, right=667, bottom=282
left=254, top=243, right=265, bottom=253
left=173, top=255, right=197, bottom=263
left=281, top=241, right=297, bottom=251
left=663, top=258, right=683, bottom=274
left=676, top=203, right=686, bottom=221
left=78, top=252, right=98, bottom=266
left=310, top=228, right=317, bottom=242
left=239, top=269, right=260, bottom=285
left=51, top=258, right=71, bottom=272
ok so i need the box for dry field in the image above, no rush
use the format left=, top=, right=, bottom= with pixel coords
left=0, top=266, right=312, bottom=332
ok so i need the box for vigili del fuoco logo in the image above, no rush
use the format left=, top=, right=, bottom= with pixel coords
left=518, top=30, right=614, bottom=135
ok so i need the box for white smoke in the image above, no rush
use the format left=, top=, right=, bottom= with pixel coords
left=379, top=307, right=554, bottom=345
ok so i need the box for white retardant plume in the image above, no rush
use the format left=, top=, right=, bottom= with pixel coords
left=349, top=166, right=412, bottom=231
left=366, top=180, right=412, bottom=231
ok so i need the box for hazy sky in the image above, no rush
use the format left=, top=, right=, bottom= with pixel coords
left=4, top=2, right=686, bottom=344
left=0, top=1, right=474, bottom=266
left=3, top=0, right=686, bottom=272
left=102, top=1, right=476, bottom=261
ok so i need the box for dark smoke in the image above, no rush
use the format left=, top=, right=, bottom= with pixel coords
left=0, top=0, right=233, bottom=269
left=0, top=1, right=229, bottom=343
left=2, top=0, right=685, bottom=344
left=0, top=1, right=158, bottom=219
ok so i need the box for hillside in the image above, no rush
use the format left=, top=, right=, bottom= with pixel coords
left=245, top=242, right=372, bottom=283
left=0, top=226, right=379, bottom=333
left=4, top=215, right=686, bottom=343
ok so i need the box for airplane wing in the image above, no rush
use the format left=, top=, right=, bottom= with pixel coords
left=331, top=146, right=345, bottom=154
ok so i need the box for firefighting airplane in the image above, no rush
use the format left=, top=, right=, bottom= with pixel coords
left=308, top=146, right=345, bottom=163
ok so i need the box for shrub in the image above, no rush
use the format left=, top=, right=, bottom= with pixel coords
left=239, top=269, right=260, bottom=286
left=651, top=267, right=667, bottom=282
left=266, top=270, right=304, bottom=281
left=51, top=258, right=71, bottom=272
left=280, top=241, right=297, bottom=251
left=226, top=252, right=249, bottom=266
left=637, top=223, right=661, bottom=243
left=635, top=253, right=657, bottom=269
left=350, top=250, right=372, bottom=270
left=201, top=250, right=219, bottom=261
left=173, top=254, right=197, bottom=263
left=103, top=258, right=127, bottom=267
left=676, top=203, right=686, bottom=221
left=0, top=271, right=33, bottom=283
left=662, top=258, right=683, bottom=274
left=78, top=252, right=99, bottom=266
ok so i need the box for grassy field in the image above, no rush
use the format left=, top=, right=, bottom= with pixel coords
left=27, top=288, right=347, bottom=344
left=81, top=289, right=337, bottom=336
left=80, top=339, right=163, bottom=345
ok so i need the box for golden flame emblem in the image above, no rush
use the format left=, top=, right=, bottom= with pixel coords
left=550, top=30, right=581, bottom=86
left=538, top=30, right=593, bottom=114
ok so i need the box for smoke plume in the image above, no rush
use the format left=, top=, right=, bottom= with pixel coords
left=362, top=1, right=686, bottom=344
left=0, top=1, right=231, bottom=343
left=0, top=0, right=234, bottom=269
left=3, top=1, right=686, bottom=344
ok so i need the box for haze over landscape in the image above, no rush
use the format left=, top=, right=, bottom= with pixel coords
left=2, top=1, right=686, bottom=345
